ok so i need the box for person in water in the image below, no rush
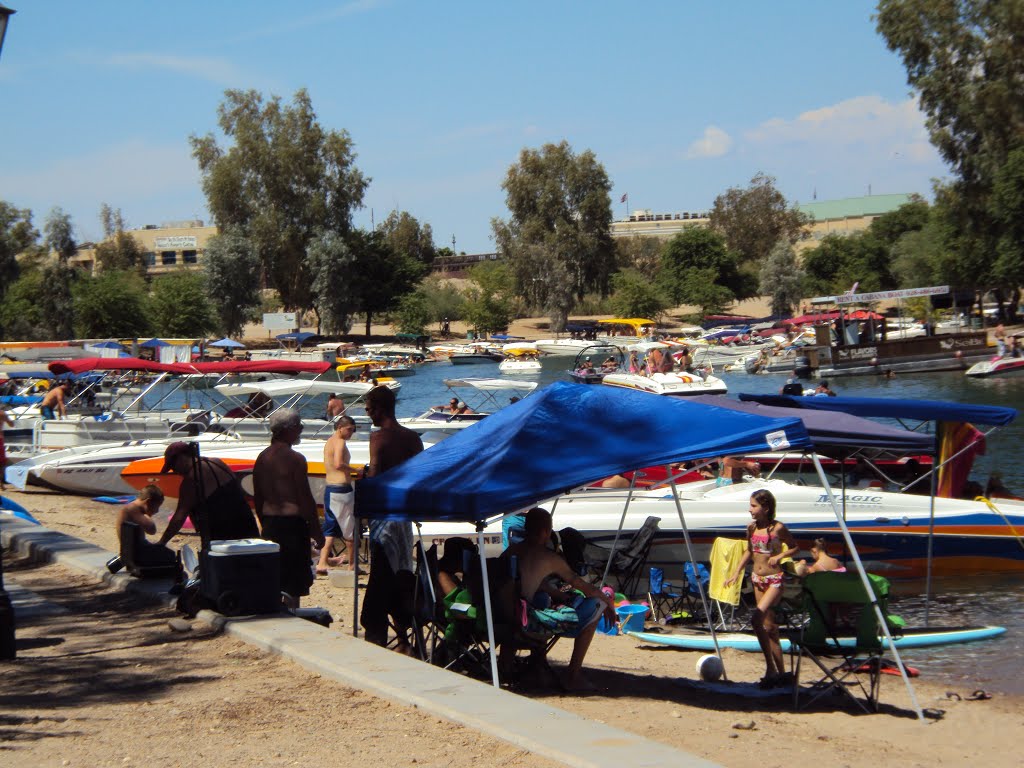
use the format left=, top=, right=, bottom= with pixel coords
left=724, top=489, right=798, bottom=688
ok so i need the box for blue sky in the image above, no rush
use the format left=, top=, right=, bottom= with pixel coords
left=0, top=1, right=947, bottom=254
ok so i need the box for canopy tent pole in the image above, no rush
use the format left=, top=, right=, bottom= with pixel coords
left=665, top=464, right=726, bottom=679
left=925, top=438, right=939, bottom=627
left=810, top=453, right=924, bottom=721
left=476, top=523, right=500, bottom=687
left=352, top=518, right=360, bottom=638
left=600, top=472, right=640, bottom=587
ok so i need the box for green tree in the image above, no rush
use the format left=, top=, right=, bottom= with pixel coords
left=0, top=268, right=48, bottom=340
left=392, top=292, right=433, bottom=335
left=991, top=147, right=1024, bottom=297
left=614, top=235, right=664, bottom=278
left=73, top=270, right=152, bottom=339
left=0, top=202, right=38, bottom=334
left=42, top=207, right=78, bottom=340
left=415, top=275, right=466, bottom=330
left=191, top=88, right=369, bottom=311
left=708, top=172, right=808, bottom=295
left=149, top=270, right=217, bottom=337
left=800, top=234, right=861, bottom=296
left=462, top=261, right=513, bottom=337
left=307, top=229, right=357, bottom=335
left=348, top=229, right=425, bottom=336
left=379, top=210, right=437, bottom=268
left=93, top=204, right=146, bottom=275
left=610, top=269, right=667, bottom=319
left=759, top=240, right=804, bottom=318
left=674, top=267, right=734, bottom=317
left=876, top=1, right=1024, bottom=298
left=492, top=141, right=615, bottom=332
left=203, top=230, right=262, bottom=337
left=658, top=227, right=741, bottom=305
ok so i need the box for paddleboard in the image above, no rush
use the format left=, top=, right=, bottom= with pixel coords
left=626, top=625, right=1006, bottom=652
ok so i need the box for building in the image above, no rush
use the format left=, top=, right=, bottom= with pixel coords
left=609, top=194, right=917, bottom=254
left=69, top=220, right=218, bottom=275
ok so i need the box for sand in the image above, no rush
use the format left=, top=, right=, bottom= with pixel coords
left=3, top=486, right=1022, bottom=768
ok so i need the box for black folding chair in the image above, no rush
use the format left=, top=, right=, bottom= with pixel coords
left=584, top=516, right=661, bottom=598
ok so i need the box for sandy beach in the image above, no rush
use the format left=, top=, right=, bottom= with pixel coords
left=3, top=486, right=1022, bottom=768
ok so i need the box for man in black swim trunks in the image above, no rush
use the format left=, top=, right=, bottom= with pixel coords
left=157, top=441, right=260, bottom=550
left=253, top=408, right=324, bottom=608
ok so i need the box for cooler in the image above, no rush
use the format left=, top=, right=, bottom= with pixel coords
left=200, top=538, right=281, bottom=616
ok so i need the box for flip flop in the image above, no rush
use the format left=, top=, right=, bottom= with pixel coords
left=945, top=691, right=962, bottom=701
left=967, top=690, right=992, bottom=701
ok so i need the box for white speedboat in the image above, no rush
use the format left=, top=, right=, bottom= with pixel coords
left=498, top=346, right=542, bottom=375
left=418, top=476, right=1024, bottom=578
left=601, top=370, right=728, bottom=396
left=965, top=355, right=1024, bottom=378
left=399, top=377, right=538, bottom=434
left=533, top=338, right=597, bottom=356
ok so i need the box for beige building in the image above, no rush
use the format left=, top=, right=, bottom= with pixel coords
left=70, top=220, right=218, bottom=275
left=610, top=194, right=916, bottom=255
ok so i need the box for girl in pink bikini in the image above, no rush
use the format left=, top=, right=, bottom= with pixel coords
left=724, top=489, right=799, bottom=688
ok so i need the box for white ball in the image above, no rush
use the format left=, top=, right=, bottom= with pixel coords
left=697, top=654, right=724, bottom=682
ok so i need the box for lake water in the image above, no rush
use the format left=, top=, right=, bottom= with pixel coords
left=179, top=354, right=1024, bottom=694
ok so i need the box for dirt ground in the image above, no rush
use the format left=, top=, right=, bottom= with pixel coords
left=3, top=487, right=1023, bottom=768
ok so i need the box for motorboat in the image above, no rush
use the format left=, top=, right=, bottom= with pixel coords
left=498, top=345, right=542, bottom=375
left=533, top=338, right=597, bottom=356
left=601, top=369, right=728, bottom=396
left=447, top=344, right=504, bottom=364
left=965, top=354, right=1024, bottom=378
left=567, top=344, right=626, bottom=384
left=399, top=377, right=538, bottom=434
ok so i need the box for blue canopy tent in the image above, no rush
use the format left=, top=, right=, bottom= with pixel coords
left=355, top=382, right=923, bottom=715
left=208, top=337, right=246, bottom=349
left=139, top=338, right=170, bottom=348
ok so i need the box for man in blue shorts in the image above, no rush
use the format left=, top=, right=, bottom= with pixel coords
left=317, top=415, right=357, bottom=574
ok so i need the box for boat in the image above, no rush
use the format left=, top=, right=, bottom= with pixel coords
left=601, top=369, right=728, bottom=396
left=965, top=354, right=1024, bottom=378
left=625, top=625, right=1007, bottom=652
left=498, top=345, right=542, bottom=375
left=398, top=377, right=538, bottom=434
left=447, top=344, right=504, bottom=364
left=533, top=338, right=597, bottom=356
left=567, top=344, right=627, bottom=384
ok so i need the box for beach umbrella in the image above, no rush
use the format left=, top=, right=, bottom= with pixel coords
left=139, top=338, right=170, bottom=348
left=208, top=337, right=246, bottom=349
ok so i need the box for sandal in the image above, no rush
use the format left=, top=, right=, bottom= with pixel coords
left=758, top=675, right=778, bottom=690
left=967, top=689, right=992, bottom=701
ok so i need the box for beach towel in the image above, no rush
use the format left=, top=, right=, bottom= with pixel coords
left=709, top=538, right=747, bottom=606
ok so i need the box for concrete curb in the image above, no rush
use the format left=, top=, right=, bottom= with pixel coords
left=1, top=516, right=720, bottom=768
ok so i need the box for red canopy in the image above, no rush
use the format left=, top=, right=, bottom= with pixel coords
left=189, top=360, right=333, bottom=375
left=49, top=357, right=333, bottom=376
left=787, top=312, right=840, bottom=324
left=48, top=357, right=194, bottom=375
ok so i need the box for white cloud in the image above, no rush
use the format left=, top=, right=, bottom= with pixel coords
left=102, top=53, right=245, bottom=87
left=0, top=140, right=205, bottom=240
left=746, top=95, right=934, bottom=161
left=685, top=126, right=733, bottom=159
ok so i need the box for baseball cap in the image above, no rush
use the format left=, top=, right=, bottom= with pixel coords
left=161, top=441, right=193, bottom=473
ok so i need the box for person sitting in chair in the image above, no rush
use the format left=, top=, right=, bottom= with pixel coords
left=503, top=507, right=616, bottom=691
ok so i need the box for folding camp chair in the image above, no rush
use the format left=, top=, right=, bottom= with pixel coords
left=788, top=571, right=898, bottom=714
left=648, top=566, right=694, bottom=624
left=583, top=516, right=661, bottom=598
left=409, top=541, right=448, bottom=664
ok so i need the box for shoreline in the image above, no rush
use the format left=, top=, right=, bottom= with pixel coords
left=3, top=485, right=1023, bottom=768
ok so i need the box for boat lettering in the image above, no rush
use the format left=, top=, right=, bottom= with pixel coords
left=816, top=494, right=883, bottom=504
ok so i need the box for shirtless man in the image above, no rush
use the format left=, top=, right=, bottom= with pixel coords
left=39, top=381, right=69, bottom=420
left=253, top=408, right=324, bottom=608
left=994, top=323, right=1007, bottom=357
left=325, top=393, right=346, bottom=421
left=360, top=384, right=423, bottom=647
left=316, top=415, right=357, bottom=574
left=504, top=508, right=615, bottom=691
